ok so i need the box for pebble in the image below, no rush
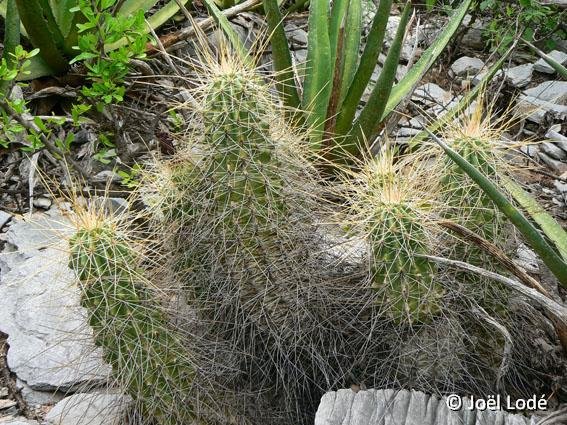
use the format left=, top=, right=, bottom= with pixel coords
left=31, top=197, right=52, bottom=210
left=450, top=56, right=485, bottom=78
left=505, top=63, right=533, bottom=88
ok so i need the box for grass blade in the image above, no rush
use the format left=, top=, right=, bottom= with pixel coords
left=263, top=0, right=300, bottom=109
left=302, top=0, right=332, bottom=147
left=380, top=0, right=471, bottom=121
left=502, top=176, right=567, bottom=262
left=348, top=1, right=411, bottom=154
left=334, top=0, right=393, bottom=137
left=429, top=130, right=567, bottom=288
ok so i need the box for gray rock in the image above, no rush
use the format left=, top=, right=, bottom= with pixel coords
left=0, top=211, right=11, bottom=229
left=44, top=392, right=131, bottom=425
left=450, top=56, right=485, bottom=78
left=515, top=244, right=539, bottom=274
left=472, top=69, right=503, bottom=86
left=538, top=152, right=567, bottom=174
left=541, top=142, right=567, bottom=160
left=534, top=50, right=567, bottom=74
left=32, top=197, right=52, bottom=210
left=315, top=388, right=533, bottom=425
left=516, top=95, right=567, bottom=124
left=412, top=83, right=452, bottom=106
left=0, top=417, right=40, bottom=425
left=520, top=144, right=540, bottom=158
left=505, top=63, right=533, bottom=88
left=461, top=16, right=486, bottom=50
left=0, top=209, right=111, bottom=391
left=554, top=180, right=567, bottom=193
left=524, top=80, right=567, bottom=104
left=16, top=379, right=65, bottom=407
left=546, top=125, right=567, bottom=152
left=91, top=170, right=121, bottom=184
left=284, top=24, right=308, bottom=47
left=385, top=16, right=415, bottom=62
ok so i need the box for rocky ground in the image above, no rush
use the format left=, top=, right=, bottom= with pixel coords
left=0, top=6, right=566, bottom=425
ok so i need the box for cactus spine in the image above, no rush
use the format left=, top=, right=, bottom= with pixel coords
left=69, top=216, right=197, bottom=425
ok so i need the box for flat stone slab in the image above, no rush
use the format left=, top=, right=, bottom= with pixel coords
left=44, top=392, right=131, bottom=425
left=315, top=389, right=536, bottom=425
left=0, top=418, right=40, bottom=425
left=0, top=209, right=110, bottom=391
left=534, top=50, right=567, bottom=74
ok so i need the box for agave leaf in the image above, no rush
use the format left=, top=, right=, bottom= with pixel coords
left=302, top=0, right=332, bottom=147
left=334, top=0, right=393, bottom=137
left=17, top=55, right=56, bottom=81
left=380, top=0, right=471, bottom=121
left=329, top=0, right=349, bottom=68
left=523, top=38, right=567, bottom=79
left=0, top=0, right=27, bottom=37
left=429, top=129, right=567, bottom=288
left=2, top=0, right=19, bottom=64
left=263, top=0, right=300, bottom=109
left=337, top=0, right=361, bottom=108
left=347, top=1, right=411, bottom=153
left=118, top=0, right=161, bottom=18
left=0, top=0, right=19, bottom=95
left=15, top=0, right=69, bottom=73
left=502, top=176, right=567, bottom=262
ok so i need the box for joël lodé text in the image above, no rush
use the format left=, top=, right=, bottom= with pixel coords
left=446, top=394, right=548, bottom=411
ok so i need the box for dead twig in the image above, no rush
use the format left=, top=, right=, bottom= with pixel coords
left=155, top=0, right=262, bottom=52
left=438, top=219, right=551, bottom=297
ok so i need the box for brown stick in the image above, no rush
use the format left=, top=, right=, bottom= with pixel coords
left=438, top=219, right=551, bottom=297
left=153, top=0, right=263, bottom=52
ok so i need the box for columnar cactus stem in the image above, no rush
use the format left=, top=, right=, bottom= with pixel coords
left=69, top=222, right=197, bottom=425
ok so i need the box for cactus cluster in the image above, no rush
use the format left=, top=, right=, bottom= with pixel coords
left=69, top=213, right=198, bottom=425
left=63, top=55, right=559, bottom=425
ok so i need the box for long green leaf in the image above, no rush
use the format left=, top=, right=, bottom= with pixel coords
left=15, top=0, right=69, bottom=73
left=2, top=0, right=19, bottom=64
left=502, top=176, right=567, bottom=262
left=523, top=38, right=567, bottom=79
left=0, top=0, right=19, bottom=96
left=302, top=0, right=331, bottom=147
left=119, top=0, right=161, bottom=18
left=263, top=0, right=300, bottom=109
left=338, top=0, right=361, bottom=108
left=380, top=0, right=471, bottom=122
left=429, top=130, right=567, bottom=288
left=348, top=1, right=411, bottom=153
left=329, top=0, right=349, bottom=68
left=0, top=0, right=27, bottom=37
left=334, top=0, right=393, bottom=136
